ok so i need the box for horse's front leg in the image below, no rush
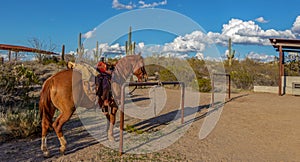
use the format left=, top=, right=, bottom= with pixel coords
left=102, top=106, right=111, bottom=136
left=108, top=104, right=118, bottom=142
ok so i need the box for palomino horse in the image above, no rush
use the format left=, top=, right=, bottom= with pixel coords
left=39, top=54, right=147, bottom=157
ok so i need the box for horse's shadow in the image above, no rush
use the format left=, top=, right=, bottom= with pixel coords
left=0, top=116, right=101, bottom=161
left=119, top=93, right=249, bottom=153
left=11, top=93, right=248, bottom=160
left=43, top=116, right=101, bottom=158
left=129, top=93, right=249, bottom=132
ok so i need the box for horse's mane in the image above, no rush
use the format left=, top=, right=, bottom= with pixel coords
left=113, top=54, right=143, bottom=82
left=115, top=54, right=142, bottom=70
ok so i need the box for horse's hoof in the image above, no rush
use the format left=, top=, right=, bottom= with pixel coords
left=59, top=146, right=66, bottom=155
left=108, top=136, right=115, bottom=142
left=59, top=150, right=65, bottom=156
left=43, top=151, right=50, bottom=158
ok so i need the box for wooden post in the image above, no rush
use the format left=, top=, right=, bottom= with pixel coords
left=228, top=74, right=231, bottom=100
left=0, top=57, right=3, bottom=64
left=279, top=45, right=283, bottom=96
left=61, top=44, right=65, bottom=61
left=180, top=83, right=185, bottom=124
left=15, top=51, right=18, bottom=61
left=211, top=75, right=214, bottom=108
left=8, top=51, right=11, bottom=62
left=119, top=83, right=126, bottom=156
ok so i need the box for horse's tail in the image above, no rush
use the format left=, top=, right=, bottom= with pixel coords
left=39, top=78, right=54, bottom=127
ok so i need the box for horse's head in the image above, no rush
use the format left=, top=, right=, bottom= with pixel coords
left=111, top=54, right=147, bottom=102
left=133, top=54, right=148, bottom=82
left=112, top=54, right=147, bottom=83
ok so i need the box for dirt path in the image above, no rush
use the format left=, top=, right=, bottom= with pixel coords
left=0, top=89, right=299, bottom=161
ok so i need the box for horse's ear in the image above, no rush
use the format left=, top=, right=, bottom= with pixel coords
left=137, top=52, right=141, bottom=56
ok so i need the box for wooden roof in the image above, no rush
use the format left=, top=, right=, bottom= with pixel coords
left=0, top=44, right=59, bottom=55
left=269, top=38, right=300, bottom=52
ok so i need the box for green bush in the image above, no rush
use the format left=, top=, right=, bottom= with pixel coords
left=125, top=125, right=143, bottom=134
left=230, top=69, right=254, bottom=90
left=192, top=78, right=212, bottom=92
left=42, top=56, right=59, bottom=65
left=0, top=107, right=41, bottom=138
left=159, top=68, right=177, bottom=82
left=0, top=64, right=40, bottom=107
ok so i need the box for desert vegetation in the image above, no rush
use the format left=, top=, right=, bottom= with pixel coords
left=144, top=56, right=299, bottom=92
left=0, top=52, right=299, bottom=142
left=0, top=58, right=67, bottom=141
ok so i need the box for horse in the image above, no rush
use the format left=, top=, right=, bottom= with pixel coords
left=39, top=54, right=147, bottom=157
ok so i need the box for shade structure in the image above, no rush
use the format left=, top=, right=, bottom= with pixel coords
left=0, top=44, right=59, bottom=55
left=269, top=38, right=300, bottom=95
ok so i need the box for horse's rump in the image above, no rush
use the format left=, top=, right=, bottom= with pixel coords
left=39, top=77, right=55, bottom=126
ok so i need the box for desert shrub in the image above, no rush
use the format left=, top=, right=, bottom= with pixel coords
left=141, top=56, right=288, bottom=91
left=144, top=64, right=163, bottom=76
left=42, top=56, right=59, bottom=65
left=57, top=60, right=67, bottom=67
left=0, top=107, right=40, bottom=138
left=187, top=57, right=209, bottom=78
left=0, top=64, right=40, bottom=107
left=285, top=62, right=300, bottom=76
left=159, top=68, right=177, bottom=82
left=224, top=58, right=282, bottom=89
left=64, top=54, right=76, bottom=62
left=191, top=78, right=211, bottom=92
left=125, top=125, right=143, bottom=134
left=230, top=69, right=254, bottom=90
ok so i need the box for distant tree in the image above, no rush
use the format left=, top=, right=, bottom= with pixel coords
left=285, top=52, right=300, bottom=76
left=28, top=37, right=57, bottom=62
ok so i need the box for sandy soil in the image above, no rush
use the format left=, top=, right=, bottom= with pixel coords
left=0, top=88, right=299, bottom=161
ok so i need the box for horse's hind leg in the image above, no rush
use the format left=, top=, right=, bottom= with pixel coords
left=41, top=105, right=56, bottom=157
left=52, top=108, right=74, bottom=155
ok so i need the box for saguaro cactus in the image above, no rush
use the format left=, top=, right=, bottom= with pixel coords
left=227, top=38, right=235, bottom=66
left=126, top=26, right=135, bottom=55
left=77, top=33, right=84, bottom=60
left=93, top=41, right=101, bottom=62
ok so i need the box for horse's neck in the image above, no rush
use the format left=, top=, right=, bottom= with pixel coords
left=113, top=61, right=132, bottom=82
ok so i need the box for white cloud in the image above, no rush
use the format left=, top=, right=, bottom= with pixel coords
left=159, top=52, right=188, bottom=59
left=67, top=50, right=76, bottom=55
left=195, top=52, right=204, bottom=60
left=112, top=0, right=167, bottom=10
left=0, top=53, right=7, bottom=60
left=112, top=0, right=135, bottom=10
left=158, top=18, right=296, bottom=55
left=138, top=0, right=167, bottom=8
left=83, top=28, right=96, bottom=39
left=209, top=18, right=296, bottom=45
left=247, top=52, right=275, bottom=62
left=255, top=17, right=269, bottom=23
left=81, top=16, right=300, bottom=60
left=99, top=43, right=124, bottom=54
left=204, top=56, right=223, bottom=62
left=163, top=31, right=207, bottom=53
left=292, top=16, right=300, bottom=35
left=137, top=42, right=145, bottom=49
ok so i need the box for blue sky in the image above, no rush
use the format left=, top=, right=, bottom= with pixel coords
left=1, top=0, right=300, bottom=61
